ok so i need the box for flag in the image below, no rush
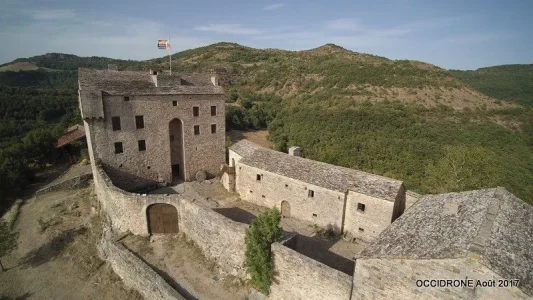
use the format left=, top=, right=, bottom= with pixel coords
left=157, top=39, right=169, bottom=50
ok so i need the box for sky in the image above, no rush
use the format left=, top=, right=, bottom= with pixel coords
left=0, top=0, right=532, bottom=70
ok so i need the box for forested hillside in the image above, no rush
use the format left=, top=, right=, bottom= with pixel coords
left=0, top=43, right=532, bottom=209
left=450, top=64, right=533, bottom=106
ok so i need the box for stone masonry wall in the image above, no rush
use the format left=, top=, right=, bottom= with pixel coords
left=86, top=93, right=226, bottom=190
left=98, top=227, right=184, bottom=300
left=353, top=257, right=530, bottom=299
left=92, top=163, right=247, bottom=278
left=343, top=190, right=396, bottom=243
left=270, top=243, right=353, bottom=300
left=180, top=199, right=248, bottom=278
left=235, top=162, right=346, bottom=232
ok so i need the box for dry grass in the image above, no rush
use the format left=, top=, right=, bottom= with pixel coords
left=0, top=62, right=39, bottom=72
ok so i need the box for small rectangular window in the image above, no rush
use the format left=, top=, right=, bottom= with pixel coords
left=285, top=184, right=289, bottom=188
left=262, top=195, right=265, bottom=198
left=211, top=106, right=217, bottom=116
left=135, top=115, right=144, bottom=129
left=172, top=101, right=177, bottom=106
left=256, top=174, right=261, bottom=181
left=124, top=96, right=130, bottom=101
left=193, top=106, right=199, bottom=117
left=357, top=203, right=366, bottom=212
left=114, top=142, right=123, bottom=154
left=194, top=125, right=200, bottom=135
left=211, top=124, right=217, bottom=134
left=112, top=116, right=121, bottom=131
left=312, top=214, right=317, bottom=217
left=138, top=140, right=146, bottom=151
left=308, top=190, right=314, bottom=198
left=359, top=228, right=364, bottom=232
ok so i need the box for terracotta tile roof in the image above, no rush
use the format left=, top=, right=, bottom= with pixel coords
left=57, top=125, right=85, bottom=148
left=230, top=140, right=403, bottom=200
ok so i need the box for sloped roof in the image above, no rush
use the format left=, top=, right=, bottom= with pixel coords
left=230, top=140, right=403, bottom=200
left=57, top=125, right=85, bottom=148
left=358, top=188, right=533, bottom=296
left=78, top=68, right=224, bottom=95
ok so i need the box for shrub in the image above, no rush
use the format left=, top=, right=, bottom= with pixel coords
left=244, top=208, right=283, bottom=294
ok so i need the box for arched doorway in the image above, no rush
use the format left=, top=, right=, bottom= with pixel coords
left=169, top=119, right=185, bottom=183
left=281, top=201, right=291, bottom=218
left=147, top=204, right=179, bottom=234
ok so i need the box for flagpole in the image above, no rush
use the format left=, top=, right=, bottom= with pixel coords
left=168, top=36, right=172, bottom=75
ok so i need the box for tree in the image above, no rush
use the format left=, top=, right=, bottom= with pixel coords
left=244, top=208, right=283, bottom=294
left=0, top=220, right=18, bottom=272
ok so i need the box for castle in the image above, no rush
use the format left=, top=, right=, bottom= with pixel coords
left=79, top=68, right=532, bottom=299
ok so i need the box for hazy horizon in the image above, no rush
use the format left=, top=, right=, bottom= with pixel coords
left=1, top=0, right=532, bottom=70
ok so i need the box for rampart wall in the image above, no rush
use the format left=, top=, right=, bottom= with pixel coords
left=270, top=242, right=353, bottom=300
left=92, top=163, right=247, bottom=278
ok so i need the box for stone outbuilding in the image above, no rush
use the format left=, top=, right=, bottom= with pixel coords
left=78, top=68, right=226, bottom=191
left=353, top=187, right=533, bottom=299
left=226, top=140, right=406, bottom=242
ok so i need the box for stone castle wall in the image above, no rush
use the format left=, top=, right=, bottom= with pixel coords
left=352, top=257, right=530, bottom=299
left=270, top=242, right=353, bottom=300
left=98, top=227, right=184, bottom=300
left=235, top=162, right=346, bottom=232
left=92, top=164, right=247, bottom=277
left=84, top=93, right=226, bottom=191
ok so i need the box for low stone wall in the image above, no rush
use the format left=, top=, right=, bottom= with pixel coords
left=180, top=199, right=248, bottom=278
left=36, top=173, right=92, bottom=195
left=98, top=228, right=184, bottom=300
left=270, top=243, right=353, bottom=300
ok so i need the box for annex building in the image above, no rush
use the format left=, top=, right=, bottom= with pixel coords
left=353, top=188, right=533, bottom=299
left=78, top=67, right=226, bottom=191
left=225, top=140, right=406, bottom=242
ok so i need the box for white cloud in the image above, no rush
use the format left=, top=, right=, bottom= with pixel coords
left=325, top=18, right=361, bottom=31
left=263, top=3, right=286, bottom=10
left=194, top=24, right=264, bottom=35
left=0, top=11, right=214, bottom=63
left=29, top=9, right=77, bottom=20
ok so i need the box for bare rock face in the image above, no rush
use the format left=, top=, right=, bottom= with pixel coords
left=195, top=170, right=207, bottom=182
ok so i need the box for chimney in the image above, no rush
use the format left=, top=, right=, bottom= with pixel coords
left=150, top=69, right=158, bottom=87
left=211, top=76, right=220, bottom=86
left=288, top=146, right=302, bottom=157
left=108, top=64, right=118, bottom=71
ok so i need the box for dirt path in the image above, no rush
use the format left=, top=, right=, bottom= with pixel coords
left=0, top=186, right=142, bottom=300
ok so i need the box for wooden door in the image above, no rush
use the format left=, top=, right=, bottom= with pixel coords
left=147, top=204, right=179, bottom=234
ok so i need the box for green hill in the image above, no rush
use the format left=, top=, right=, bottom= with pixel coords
left=0, top=43, right=532, bottom=209
left=451, top=64, right=533, bottom=106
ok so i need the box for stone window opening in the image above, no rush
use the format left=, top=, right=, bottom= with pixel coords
left=312, top=213, right=317, bottom=217
left=114, top=142, right=123, bottom=154
left=308, top=190, right=314, bottom=198
left=111, top=116, right=121, bottom=131
left=250, top=190, right=253, bottom=193
left=359, top=227, right=364, bottom=232
left=211, top=106, right=217, bottom=116
left=357, top=203, right=366, bottom=213
left=193, top=106, right=199, bottom=117
left=285, top=184, right=289, bottom=188
left=256, top=174, right=262, bottom=181
left=262, top=195, right=265, bottom=198
left=124, top=96, right=130, bottom=101
left=172, top=101, right=177, bottom=106
left=138, top=140, right=146, bottom=151
left=147, top=166, right=151, bottom=169
left=211, top=124, right=217, bottom=134
left=135, top=115, right=144, bottom=129
left=194, top=125, right=200, bottom=135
